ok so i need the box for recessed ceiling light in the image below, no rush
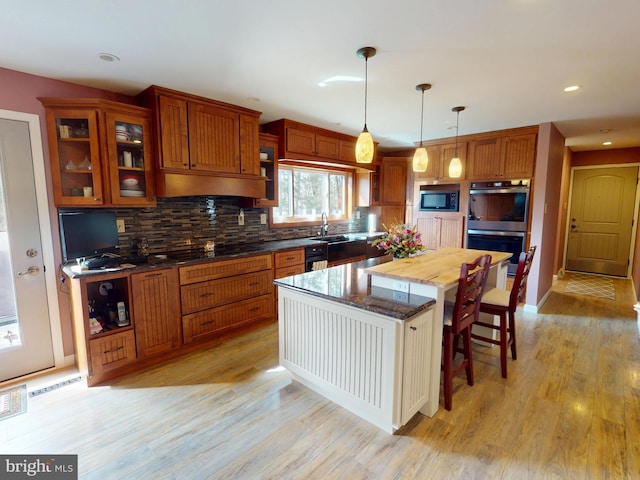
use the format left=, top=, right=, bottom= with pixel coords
left=98, top=53, right=120, bottom=63
left=602, top=141, right=612, bottom=146
left=563, top=85, right=581, bottom=92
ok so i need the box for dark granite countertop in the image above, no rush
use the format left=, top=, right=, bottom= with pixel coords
left=62, top=237, right=328, bottom=279
left=274, top=257, right=436, bottom=320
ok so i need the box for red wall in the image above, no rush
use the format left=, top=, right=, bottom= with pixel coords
left=0, top=67, right=137, bottom=356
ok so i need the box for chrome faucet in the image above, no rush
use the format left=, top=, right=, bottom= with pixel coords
left=320, top=212, right=329, bottom=238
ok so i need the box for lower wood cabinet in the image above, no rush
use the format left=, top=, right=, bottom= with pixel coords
left=274, top=249, right=305, bottom=279
left=179, top=253, right=274, bottom=344
left=417, top=215, right=465, bottom=250
left=66, top=253, right=276, bottom=386
left=89, top=330, right=137, bottom=379
left=183, top=295, right=273, bottom=343
left=131, top=268, right=181, bottom=358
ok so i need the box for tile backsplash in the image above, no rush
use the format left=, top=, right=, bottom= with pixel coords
left=111, top=196, right=369, bottom=255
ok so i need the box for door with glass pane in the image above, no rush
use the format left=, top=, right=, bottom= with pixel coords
left=0, top=119, right=54, bottom=381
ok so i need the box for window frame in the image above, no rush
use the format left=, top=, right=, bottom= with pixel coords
left=270, top=161, right=354, bottom=228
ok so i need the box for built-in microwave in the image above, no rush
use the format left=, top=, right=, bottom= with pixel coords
left=419, top=189, right=459, bottom=212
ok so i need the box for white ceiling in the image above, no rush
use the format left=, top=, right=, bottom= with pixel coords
left=3, top=0, right=640, bottom=152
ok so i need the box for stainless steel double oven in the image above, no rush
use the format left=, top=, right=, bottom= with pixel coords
left=466, top=180, right=530, bottom=276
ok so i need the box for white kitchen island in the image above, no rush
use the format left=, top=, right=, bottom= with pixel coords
left=275, top=249, right=511, bottom=433
left=276, top=258, right=435, bottom=434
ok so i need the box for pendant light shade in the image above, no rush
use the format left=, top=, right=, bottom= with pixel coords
left=355, top=47, right=376, bottom=163
left=448, top=106, right=465, bottom=178
left=413, top=83, right=432, bottom=172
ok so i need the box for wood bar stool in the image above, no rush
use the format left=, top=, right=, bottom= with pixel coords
left=472, top=246, right=536, bottom=379
left=442, top=254, right=492, bottom=411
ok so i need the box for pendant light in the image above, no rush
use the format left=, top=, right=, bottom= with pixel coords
left=355, top=47, right=376, bottom=163
left=448, top=106, right=465, bottom=178
left=412, top=83, right=432, bottom=172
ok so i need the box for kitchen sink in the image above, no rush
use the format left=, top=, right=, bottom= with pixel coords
left=309, top=235, right=350, bottom=243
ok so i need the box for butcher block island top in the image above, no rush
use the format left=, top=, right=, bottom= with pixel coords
left=364, top=247, right=513, bottom=287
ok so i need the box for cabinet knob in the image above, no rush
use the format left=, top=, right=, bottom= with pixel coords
left=410, top=326, right=417, bottom=331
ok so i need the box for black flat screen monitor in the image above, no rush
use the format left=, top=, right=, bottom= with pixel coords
left=59, top=211, right=119, bottom=262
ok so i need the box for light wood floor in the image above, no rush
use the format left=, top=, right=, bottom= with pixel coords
left=2, top=273, right=639, bottom=479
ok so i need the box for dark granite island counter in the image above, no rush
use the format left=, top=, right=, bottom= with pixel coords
left=274, top=257, right=437, bottom=434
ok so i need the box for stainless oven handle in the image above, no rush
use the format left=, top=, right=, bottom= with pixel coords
left=467, top=230, right=526, bottom=238
left=469, top=188, right=530, bottom=195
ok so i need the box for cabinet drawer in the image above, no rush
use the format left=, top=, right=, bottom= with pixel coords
left=182, top=295, right=274, bottom=343
left=181, top=269, right=273, bottom=314
left=179, top=254, right=272, bottom=285
left=89, top=330, right=136, bottom=377
left=275, top=264, right=305, bottom=279
left=274, top=249, right=304, bottom=269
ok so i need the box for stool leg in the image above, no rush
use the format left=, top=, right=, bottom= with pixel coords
left=509, top=309, right=517, bottom=360
left=462, top=328, right=474, bottom=386
left=499, top=311, right=508, bottom=379
left=443, top=329, right=453, bottom=411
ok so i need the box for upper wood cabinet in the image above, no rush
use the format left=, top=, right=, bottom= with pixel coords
left=241, top=133, right=279, bottom=208
left=262, top=119, right=377, bottom=170
left=468, top=132, right=536, bottom=180
left=141, top=86, right=260, bottom=175
left=137, top=85, right=265, bottom=198
left=381, top=158, right=408, bottom=206
left=379, top=157, right=408, bottom=226
left=287, top=127, right=340, bottom=159
left=39, top=98, right=156, bottom=208
left=415, top=142, right=467, bottom=182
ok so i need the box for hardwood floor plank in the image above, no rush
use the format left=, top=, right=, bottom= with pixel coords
left=2, top=276, right=638, bottom=479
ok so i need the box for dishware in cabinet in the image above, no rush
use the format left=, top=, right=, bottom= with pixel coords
left=104, top=111, right=156, bottom=206
left=40, top=97, right=156, bottom=207
left=44, top=108, right=104, bottom=206
left=241, top=132, right=279, bottom=207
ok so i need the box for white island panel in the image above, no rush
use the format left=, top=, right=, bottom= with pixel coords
left=278, top=287, right=434, bottom=434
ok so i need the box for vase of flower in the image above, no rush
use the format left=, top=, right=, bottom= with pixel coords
left=372, top=223, right=426, bottom=259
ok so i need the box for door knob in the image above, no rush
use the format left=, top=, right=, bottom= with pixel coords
left=18, top=266, right=40, bottom=276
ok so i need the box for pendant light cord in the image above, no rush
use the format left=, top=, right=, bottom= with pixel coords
left=454, top=109, right=459, bottom=156
left=363, top=56, right=368, bottom=129
left=419, top=89, right=425, bottom=147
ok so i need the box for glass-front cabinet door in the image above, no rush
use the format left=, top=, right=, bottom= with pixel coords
left=48, top=109, right=104, bottom=206
left=104, top=111, right=155, bottom=206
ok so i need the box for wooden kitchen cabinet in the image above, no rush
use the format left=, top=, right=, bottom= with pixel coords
left=286, top=127, right=340, bottom=159
left=137, top=85, right=264, bottom=198
left=65, top=254, right=277, bottom=385
left=415, top=142, right=467, bottom=182
left=131, top=268, right=181, bottom=358
left=378, top=157, right=408, bottom=226
left=67, top=271, right=136, bottom=386
left=417, top=215, right=464, bottom=250
left=274, top=249, right=305, bottom=279
left=179, top=254, right=275, bottom=343
left=381, top=158, right=408, bottom=205
left=262, top=119, right=377, bottom=169
left=468, top=132, right=536, bottom=180
left=40, top=98, right=156, bottom=207
left=242, top=133, right=279, bottom=207
left=140, top=86, right=260, bottom=175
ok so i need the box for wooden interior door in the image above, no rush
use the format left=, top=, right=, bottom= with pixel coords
left=566, top=166, right=638, bottom=276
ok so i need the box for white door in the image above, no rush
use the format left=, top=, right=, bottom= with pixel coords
left=0, top=118, right=54, bottom=381
left=566, top=166, right=638, bottom=277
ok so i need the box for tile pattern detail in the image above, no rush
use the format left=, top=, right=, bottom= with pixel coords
left=565, top=273, right=616, bottom=300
